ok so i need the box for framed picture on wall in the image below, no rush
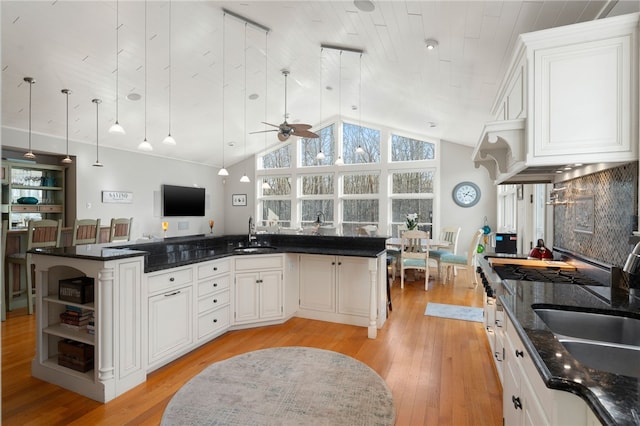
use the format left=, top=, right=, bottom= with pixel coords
left=232, top=194, right=247, bottom=206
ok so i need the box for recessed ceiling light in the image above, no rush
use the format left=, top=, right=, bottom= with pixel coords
left=425, top=39, right=439, bottom=50
left=126, top=93, right=141, bottom=101
left=227, top=141, right=235, bottom=147
left=325, top=85, right=333, bottom=91
left=249, top=93, right=259, bottom=100
left=354, top=0, right=375, bottom=12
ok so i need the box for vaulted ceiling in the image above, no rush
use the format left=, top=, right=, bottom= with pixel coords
left=2, top=1, right=638, bottom=167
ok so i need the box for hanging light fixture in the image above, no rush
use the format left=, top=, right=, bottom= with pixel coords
left=61, top=89, right=73, bottom=164
left=92, top=99, right=104, bottom=167
left=138, top=0, right=153, bottom=151
left=162, top=0, right=176, bottom=145
left=261, top=31, right=271, bottom=190
left=218, top=12, right=229, bottom=176
left=334, top=52, right=344, bottom=166
left=109, top=0, right=125, bottom=135
left=239, top=22, right=250, bottom=183
left=355, top=53, right=365, bottom=155
left=23, top=77, right=36, bottom=159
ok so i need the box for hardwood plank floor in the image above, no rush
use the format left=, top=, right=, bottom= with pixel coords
left=2, top=273, right=503, bottom=426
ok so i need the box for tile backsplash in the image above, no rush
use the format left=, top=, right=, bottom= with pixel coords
left=553, top=162, right=638, bottom=267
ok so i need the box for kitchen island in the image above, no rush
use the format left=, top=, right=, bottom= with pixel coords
left=29, top=233, right=388, bottom=402
left=478, top=255, right=640, bottom=426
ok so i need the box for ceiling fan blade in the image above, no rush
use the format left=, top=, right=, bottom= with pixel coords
left=261, top=122, right=281, bottom=128
left=292, top=129, right=319, bottom=139
left=277, top=132, right=290, bottom=142
left=249, top=129, right=279, bottom=135
left=289, top=123, right=313, bottom=131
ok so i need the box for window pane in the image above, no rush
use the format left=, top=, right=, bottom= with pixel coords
left=301, top=200, right=334, bottom=225
left=261, top=144, right=291, bottom=169
left=261, top=177, right=291, bottom=196
left=391, top=134, right=435, bottom=161
left=391, top=171, right=434, bottom=194
left=391, top=199, right=433, bottom=236
left=301, top=174, right=334, bottom=195
left=342, top=123, right=380, bottom=164
left=301, top=125, right=335, bottom=166
left=343, top=173, right=379, bottom=195
left=261, top=200, right=291, bottom=227
left=343, top=199, right=379, bottom=222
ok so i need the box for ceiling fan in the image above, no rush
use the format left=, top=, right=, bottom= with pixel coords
left=251, top=70, right=319, bottom=142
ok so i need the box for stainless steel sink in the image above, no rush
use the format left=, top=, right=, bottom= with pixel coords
left=233, top=246, right=278, bottom=254
left=534, top=307, right=640, bottom=346
left=533, top=306, right=640, bottom=377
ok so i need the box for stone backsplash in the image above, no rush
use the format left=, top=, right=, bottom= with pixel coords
left=553, top=162, right=638, bottom=267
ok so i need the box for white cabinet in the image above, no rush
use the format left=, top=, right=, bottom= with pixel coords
left=196, top=259, right=231, bottom=342
left=503, top=314, right=602, bottom=426
left=146, top=266, right=193, bottom=370
left=299, top=254, right=336, bottom=313
left=234, top=255, right=283, bottom=325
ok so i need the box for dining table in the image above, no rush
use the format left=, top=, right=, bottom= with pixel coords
left=385, top=237, right=452, bottom=250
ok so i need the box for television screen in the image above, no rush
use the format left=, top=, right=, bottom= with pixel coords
left=162, top=184, right=206, bottom=217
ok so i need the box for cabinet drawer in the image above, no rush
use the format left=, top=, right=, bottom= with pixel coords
left=197, top=305, right=230, bottom=339
left=39, top=205, right=63, bottom=212
left=198, top=289, right=230, bottom=313
left=198, top=274, right=230, bottom=297
left=197, top=259, right=230, bottom=280
left=11, top=205, right=38, bottom=212
left=235, top=254, right=283, bottom=271
left=147, top=267, right=193, bottom=294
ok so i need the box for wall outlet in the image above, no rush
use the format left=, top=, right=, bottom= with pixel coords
left=178, top=221, right=189, bottom=230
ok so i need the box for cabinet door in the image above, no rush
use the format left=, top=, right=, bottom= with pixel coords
left=259, top=270, right=282, bottom=320
left=148, top=285, right=193, bottom=365
left=299, top=254, right=336, bottom=312
left=337, top=256, right=370, bottom=317
left=503, top=327, right=522, bottom=426
left=235, top=272, right=260, bottom=323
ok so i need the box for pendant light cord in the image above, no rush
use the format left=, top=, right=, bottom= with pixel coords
left=144, top=0, right=147, bottom=141
left=65, top=91, right=69, bottom=153
left=115, top=0, right=119, bottom=121
left=222, top=13, right=226, bottom=167
left=96, top=100, right=100, bottom=160
left=359, top=53, right=362, bottom=146
left=28, top=81, right=32, bottom=150
left=243, top=22, right=247, bottom=160
left=167, top=0, right=172, bottom=135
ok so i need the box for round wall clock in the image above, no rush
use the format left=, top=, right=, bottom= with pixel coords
left=452, top=181, right=481, bottom=207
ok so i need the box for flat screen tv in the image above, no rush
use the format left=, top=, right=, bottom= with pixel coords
left=162, top=184, right=206, bottom=217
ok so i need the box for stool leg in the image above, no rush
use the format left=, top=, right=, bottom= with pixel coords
left=7, top=262, right=14, bottom=312
left=26, top=260, right=33, bottom=315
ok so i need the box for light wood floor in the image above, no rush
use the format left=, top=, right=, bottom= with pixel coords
left=2, top=273, right=502, bottom=426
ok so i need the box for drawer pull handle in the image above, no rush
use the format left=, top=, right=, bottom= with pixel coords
left=515, top=349, right=524, bottom=358
left=169, top=277, right=175, bottom=282
left=511, top=395, right=522, bottom=410
left=164, top=290, right=180, bottom=297
left=213, top=299, right=218, bottom=303
left=494, top=351, right=502, bottom=362
left=495, top=319, right=502, bottom=327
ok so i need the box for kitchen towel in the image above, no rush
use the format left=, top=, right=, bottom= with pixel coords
left=424, top=302, right=483, bottom=323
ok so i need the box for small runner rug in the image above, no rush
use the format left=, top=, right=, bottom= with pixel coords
left=161, top=346, right=395, bottom=426
left=424, top=302, right=483, bottom=323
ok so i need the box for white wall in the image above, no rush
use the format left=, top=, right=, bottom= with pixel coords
left=2, top=127, right=225, bottom=240
left=224, top=156, right=256, bottom=235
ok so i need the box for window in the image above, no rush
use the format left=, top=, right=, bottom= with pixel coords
left=259, top=176, right=291, bottom=227
left=260, top=144, right=291, bottom=169
left=342, top=199, right=379, bottom=235
left=343, top=173, right=379, bottom=195
left=390, top=170, right=435, bottom=237
left=300, top=124, right=335, bottom=167
left=391, top=199, right=433, bottom=237
left=391, top=171, right=434, bottom=194
left=342, top=123, right=380, bottom=164
left=391, top=134, right=435, bottom=161
left=301, top=174, right=333, bottom=195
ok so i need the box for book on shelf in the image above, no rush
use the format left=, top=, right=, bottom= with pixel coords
left=60, top=313, right=92, bottom=325
left=60, top=322, right=88, bottom=331
left=63, top=305, right=93, bottom=316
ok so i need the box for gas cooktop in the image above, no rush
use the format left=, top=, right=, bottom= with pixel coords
left=492, top=264, right=606, bottom=286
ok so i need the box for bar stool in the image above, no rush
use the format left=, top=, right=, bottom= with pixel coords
left=109, top=217, right=132, bottom=242
left=6, top=219, right=62, bottom=314
left=72, top=218, right=101, bottom=245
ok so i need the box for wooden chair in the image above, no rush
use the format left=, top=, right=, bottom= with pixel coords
left=400, top=230, right=430, bottom=291
left=109, top=217, right=132, bottom=242
left=6, top=219, right=62, bottom=314
left=72, top=218, right=101, bottom=246
left=1, top=220, right=7, bottom=321
left=387, top=224, right=409, bottom=281
left=429, top=226, right=462, bottom=277
left=440, top=229, right=484, bottom=287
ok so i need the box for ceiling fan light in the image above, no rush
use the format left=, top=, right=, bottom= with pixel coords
left=163, top=134, right=176, bottom=145
left=109, top=122, right=126, bottom=135
left=138, top=139, right=153, bottom=151
left=218, top=167, right=229, bottom=176
left=240, top=174, right=250, bottom=183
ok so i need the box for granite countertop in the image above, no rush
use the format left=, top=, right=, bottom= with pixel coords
left=500, top=280, right=640, bottom=426
left=30, top=233, right=388, bottom=273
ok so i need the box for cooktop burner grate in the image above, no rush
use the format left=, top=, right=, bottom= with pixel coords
left=493, top=265, right=605, bottom=286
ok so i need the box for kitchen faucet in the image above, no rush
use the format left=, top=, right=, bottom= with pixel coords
left=248, top=216, right=257, bottom=245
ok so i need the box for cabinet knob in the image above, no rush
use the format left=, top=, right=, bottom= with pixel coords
left=338, top=262, right=342, bottom=265
left=213, top=283, right=218, bottom=287
left=515, top=349, right=524, bottom=358
left=495, top=319, right=502, bottom=327
left=331, top=262, right=335, bottom=265
left=213, top=267, right=218, bottom=271
left=511, top=395, right=522, bottom=410
left=169, top=277, right=175, bottom=282
left=213, top=299, right=218, bottom=304
left=213, top=318, right=217, bottom=323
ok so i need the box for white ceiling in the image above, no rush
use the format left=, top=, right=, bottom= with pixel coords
left=2, top=1, right=638, bottom=168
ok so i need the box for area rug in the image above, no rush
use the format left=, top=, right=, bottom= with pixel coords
left=424, top=302, right=483, bottom=323
left=161, top=346, right=395, bottom=426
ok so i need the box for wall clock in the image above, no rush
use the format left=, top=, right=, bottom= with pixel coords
left=452, top=181, right=481, bottom=207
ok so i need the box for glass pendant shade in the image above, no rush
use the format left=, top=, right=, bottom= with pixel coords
left=316, top=150, right=325, bottom=160
left=163, top=134, right=176, bottom=145
left=334, top=156, right=344, bottom=166
left=218, top=167, right=229, bottom=176
left=138, top=139, right=153, bottom=151
left=356, top=145, right=365, bottom=154
left=261, top=180, right=271, bottom=190
left=240, top=174, right=250, bottom=183
left=109, top=122, right=125, bottom=135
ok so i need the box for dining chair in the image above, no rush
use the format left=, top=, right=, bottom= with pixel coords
left=387, top=224, right=409, bottom=281
left=72, top=218, right=101, bottom=246
left=109, top=217, right=132, bottom=242
left=439, top=229, right=483, bottom=287
left=1, top=220, right=8, bottom=321
left=400, top=230, right=430, bottom=291
left=6, top=219, right=62, bottom=314
left=429, top=226, right=461, bottom=278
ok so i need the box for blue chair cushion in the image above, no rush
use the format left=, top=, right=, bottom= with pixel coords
left=439, top=253, right=467, bottom=265
left=428, top=249, right=450, bottom=259
left=402, top=258, right=427, bottom=268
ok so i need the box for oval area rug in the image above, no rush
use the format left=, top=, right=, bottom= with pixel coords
left=161, top=346, right=395, bottom=426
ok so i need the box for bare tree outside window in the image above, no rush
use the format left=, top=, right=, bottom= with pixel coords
left=261, top=176, right=291, bottom=197
left=391, top=134, right=435, bottom=161
left=301, top=124, right=335, bottom=166
left=391, top=199, right=433, bottom=236
left=301, top=174, right=333, bottom=195
left=301, top=200, right=334, bottom=226
left=343, top=123, right=380, bottom=164
left=261, top=200, right=291, bottom=227
left=392, top=171, right=434, bottom=194
left=261, top=144, right=291, bottom=169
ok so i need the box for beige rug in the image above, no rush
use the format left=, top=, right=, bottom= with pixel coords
left=161, top=346, right=395, bottom=426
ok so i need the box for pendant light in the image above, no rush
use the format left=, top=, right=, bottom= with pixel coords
left=334, top=53, right=344, bottom=166
left=138, top=0, right=153, bottom=151
left=92, top=99, right=104, bottom=167
left=109, top=0, right=125, bottom=135
left=61, top=89, right=73, bottom=164
left=355, top=53, right=365, bottom=155
left=239, top=22, right=250, bottom=183
left=261, top=31, right=271, bottom=190
left=162, top=0, right=176, bottom=145
left=23, top=77, right=36, bottom=159
left=218, top=12, right=229, bottom=176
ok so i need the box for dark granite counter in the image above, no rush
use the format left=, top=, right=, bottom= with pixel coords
left=31, top=233, right=388, bottom=273
left=500, top=280, right=640, bottom=426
